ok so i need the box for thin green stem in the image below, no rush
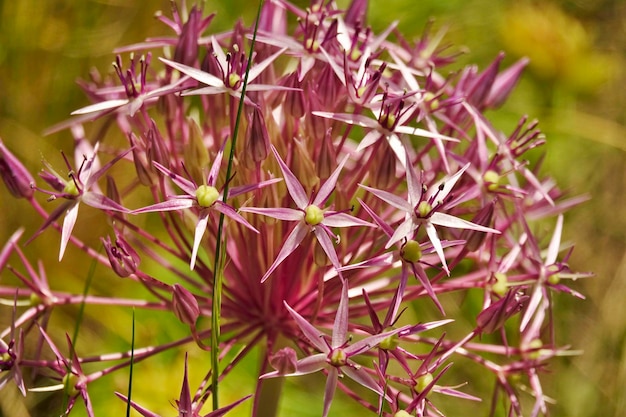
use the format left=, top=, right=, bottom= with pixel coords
left=211, top=0, right=265, bottom=410
left=125, top=308, right=136, bottom=417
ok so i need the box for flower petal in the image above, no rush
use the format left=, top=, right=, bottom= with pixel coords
left=283, top=301, right=328, bottom=352
left=312, top=155, right=348, bottom=207
left=59, top=202, right=80, bottom=261
left=213, top=201, right=258, bottom=233
left=160, top=57, right=224, bottom=88
left=322, top=367, right=338, bottom=417
left=239, top=207, right=302, bottom=222
left=425, top=221, right=450, bottom=275
left=261, top=222, right=309, bottom=282
left=430, top=212, right=500, bottom=234
left=332, top=280, right=349, bottom=348
left=321, top=212, right=374, bottom=228
left=271, top=146, right=308, bottom=209
left=190, top=212, right=210, bottom=270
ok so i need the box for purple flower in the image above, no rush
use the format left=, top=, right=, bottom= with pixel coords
left=240, top=146, right=374, bottom=282
left=262, top=281, right=410, bottom=417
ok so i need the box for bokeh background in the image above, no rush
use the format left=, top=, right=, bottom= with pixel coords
left=0, top=0, right=624, bottom=416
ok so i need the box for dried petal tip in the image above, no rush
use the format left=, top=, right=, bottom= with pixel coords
left=172, top=284, right=200, bottom=326
left=0, top=139, right=35, bottom=199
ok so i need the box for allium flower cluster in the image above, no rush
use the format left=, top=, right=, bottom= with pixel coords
left=0, top=1, right=590, bottom=417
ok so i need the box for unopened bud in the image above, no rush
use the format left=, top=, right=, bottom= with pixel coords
left=101, top=230, right=140, bottom=278
left=0, top=139, right=35, bottom=199
left=269, top=347, right=298, bottom=374
left=281, top=70, right=305, bottom=119
left=172, top=284, right=200, bottom=326
left=415, top=372, right=433, bottom=392
left=245, top=106, right=270, bottom=163
left=485, top=57, right=529, bottom=109
left=129, top=133, right=153, bottom=186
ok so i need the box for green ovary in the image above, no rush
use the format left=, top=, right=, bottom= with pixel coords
left=196, top=185, right=220, bottom=208
left=329, top=348, right=347, bottom=367
left=227, top=73, right=241, bottom=89
left=305, top=204, right=324, bottom=225
left=401, top=240, right=422, bottom=263
left=415, top=372, right=433, bottom=392
left=63, top=180, right=79, bottom=196
left=417, top=201, right=432, bottom=217
left=379, top=333, right=400, bottom=350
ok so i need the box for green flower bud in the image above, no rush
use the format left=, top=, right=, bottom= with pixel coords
left=415, top=372, right=433, bottom=392
left=401, top=240, right=422, bottom=263
left=305, top=204, right=324, bottom=226
left=228, top=73, right=241, bottom=89
left=196, top=185, right=220, bottom=208
left=63, top=180, right=79, bottom=196
left=483, top=170, right=500, bottom=191
left=417, top=201, right=432, bottom=217
left=379, top=333, right=400, bottom=350
left=329, top=348, right=347, bottom=367
left=492, top=272, right=508, bottom=296
left=547, top=264, right=560, bottom=285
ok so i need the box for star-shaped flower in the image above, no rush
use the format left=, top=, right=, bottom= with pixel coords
left=30, top=140, right=130, bottom=261
left=361, top=155, right=500, bottom=275
left=262, top=281, right=409, bottom=417
left=240, top=146, right=374, bottom=282
left=160, top=36, right=291, bottom=104
left=132, top=143, right=280, bottom=270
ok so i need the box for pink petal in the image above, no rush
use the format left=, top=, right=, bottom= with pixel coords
left=207, top=139, right=226, bottom=187
left=247, top=47, right=288, bottom=82
left=312, top=155, right=348, bottom=207
left=429, top=212, right=500, bottom=234
left=239, top=207, right=302, bottom=222
left=321, top=212, right=374, bottom=228
left=70, top=99, right=129, bottom=115
left=213, top=202, right=258, bottom=233
left=322, top=368, right=338, bottom=417
left=160, top=57, right=224, bottom=88
left=386, top=217, right=417, bottom=249
left=262, top=222, right=308, bottom=282
left=153, top=162, right=196, bottom=196
left=81, top=192, right=128, bottom=212
left=332, top=280, right=349, bottom=348
left=132, top=199, right=194, bottom=214
left=343, top=366, right=385, bottom=397
left=426, top=163, right=470, bottom=202
left=546, top=215, right=563, bottom=265
left=425, top=221, right=450, bottom=275
left=312, top=111, right=379, bottom=130
left=227, top=178, right=282, bottom=198
left=271, top=146, right=308, bottom=209
left=313, top=227, right=342, bottom=270
left=59, top=202, right=79, bottom=261
left=359, top=184, right=413, bottom=212
left=190, top=212, right=210, bottom=270
left=404, top=152, right=422, bottom=206
left=356, top=129, right=383, bottom=152
left=283, top=301, right=328, bottom=352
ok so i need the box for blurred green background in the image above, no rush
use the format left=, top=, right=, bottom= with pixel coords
left=0, top=0, right=624, bottom=416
